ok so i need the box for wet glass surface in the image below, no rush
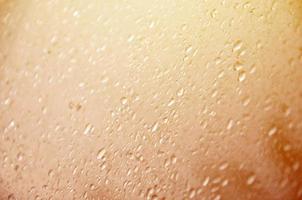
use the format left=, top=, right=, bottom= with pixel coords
left=0, top=0, right=302, bottom=199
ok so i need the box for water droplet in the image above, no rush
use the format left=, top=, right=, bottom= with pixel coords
left=17, top=152, right=23, bottom=161
left=210, top=9, right=218, bottom=18
left=292, top=161, right=300, bottom=171
left=213, top=195, right=221, bottom=200
left=149, top=21, right=155, bottom=29
left=226, top=119, right=234, bottom=130
left=90, top=184, right=96, bottom=190
left=151, top=122, right=159, bottom=133
left=48, top=169, right=54, bottom=178
left=167, top=98, right=175, bottom=107
left=127, top=35, right=135, bottom=43
left=242, top=97, right=251, bottom=107
left=221, top=179, right=229, bottom=187
left=8, top=194, right=16, bottom=200
left=120, top=97, right=128, bottom=105
left=96, top=45, right=107, bottom=53
left=233, top=40, right=243, bottom=52
left=151, top=195, right=159, bottom=200
left=218, top=71, right=225, bottom=78
left=233, top=61, right=243, bottom=71
left=203, top=177, right=210, bottom=187
left=73, top=10, right=80, bottom=18
left=297, top=189, right=302, bottom=198
left=83, top=123, right=95, bottom=135
left=283, top=144, right=292, bottom=152
left=219, top=162, right=229, bottom=171
left=268, top=126, right=278, bottom=137
left=189, top=188, right=196, bottom=199
left=100, top=76, right=109, bottom=84
left=171, top=154, right=177, bottom=164
left=177, top=88, right=185, bottom=97
left=246, top=175, right=256, bottom=185
left=97, top=148, right=106, bottom=160
left=185, top=46, right=193, bottom=54
left=238, top=70, right=246, bottom=82
left=3, top=97, right=12, bottom=106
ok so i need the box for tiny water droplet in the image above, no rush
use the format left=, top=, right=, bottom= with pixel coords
left=189, top=188, right=196, bottom=199
left=268, top=127, right=278, bottom=137
left=73, top=10, right=80, bottom=18
left=97, top=148, right=106, bottom=160
left=292, top=161, right=300, bottom=171
left=177, top=88, right=185, bottom=97
left=151, top=122, right=159, bottom=133
left=233, top=40, right=243, bottom=52
left=127, top=35, right=135, bottom=43
left=185, top=46, right=193, bottom=54
left=8, top=194, right=16, bottom=200
left=83, top=123, right=95, bottom=135
left=17, top=152, right=23, bottom=161
left=203, top=177, right=210, bottom=187
left=226, top=119, right=234, bottom=130
left=213, top=195, right=221, bottom=200
left=219, top=162, right=229, bottom=171
left=167, top=98, right=175, bottom=107
left=120, top=97, right=128, bottom=105
left=101, top=76, right=109, bottom=84
left=233, top=61, right=243, bottom=71
left=222, top=179, right=229, bottom=187
left=48, top=169, right=54, bottom=178
left=242, top=97, right=251, bottom=106
left=246, top=175, right=256, bottom=185
left=283, top=144, right=292, bottom=152
left=238, top=70, right=246, bottom=82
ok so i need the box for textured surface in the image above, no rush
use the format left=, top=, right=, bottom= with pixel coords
left=0, top=0, right=302, bottom=199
